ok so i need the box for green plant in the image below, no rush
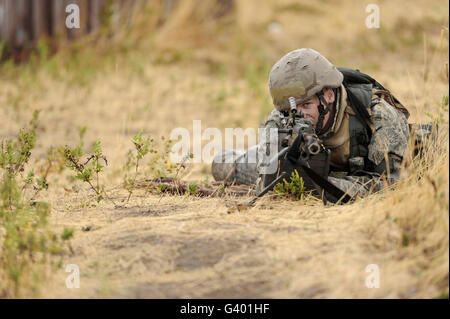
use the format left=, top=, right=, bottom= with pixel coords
left=273, top=170, right=308, bottom=201
left=0, top=112, right=74, bottom=297
left=63, top=128, right=114, bottom=205
left=123, top=131, right=192, bottom=201
left=133, top=134, right=191, bottom=179
left=201, top=175, right=211, bottom=188
left=123, top=130, right=151, bottom=202
left=0, top=111, right=38, bottom=178
left=188, top=181, right=198, bottom=195
left=425, top=95, right=449, bottom=125
left=0, top=110, right=51, bottom=205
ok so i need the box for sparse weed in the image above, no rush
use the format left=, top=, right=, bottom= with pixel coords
left=0, top=110, right=53, bottom=205
left=425, top=95, right=449, bottom=125
left=188, top=181, right=199, bottom=195
left=123, top=130, right=152, bottom=202
left=273, top=170, right=308, bottom=201
left=146, top=136, right=192, bottom=179
left=0, top=112, right=73, bottom=297
left=63, top=128, right=114, bottom=205
left=123, top=131, right=192, bottom=202
left=0, top=111, right=38, bottom=179
left=201, top=175, right=211, bottom=188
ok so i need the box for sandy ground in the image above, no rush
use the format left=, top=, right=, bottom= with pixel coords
left=38, top=184, right=443, bottom=299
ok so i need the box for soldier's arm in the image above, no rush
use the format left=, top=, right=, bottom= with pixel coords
left=255, top=109, right=286, bottom=192
left=366, top=96, right=409, bottom=182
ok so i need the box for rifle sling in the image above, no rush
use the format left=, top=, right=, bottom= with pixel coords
left=296, top=161, right=353, bottom=204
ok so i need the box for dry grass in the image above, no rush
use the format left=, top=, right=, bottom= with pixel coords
left=0, top=0, right=448, bottom=298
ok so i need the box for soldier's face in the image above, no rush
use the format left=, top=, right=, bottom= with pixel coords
left=296, top=88, right=335, bottom=129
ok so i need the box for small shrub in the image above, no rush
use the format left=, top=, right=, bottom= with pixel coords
left=0, top=112, right=74, bottom=297
left=63, top=129, right=114, bottom=205
left=122, top=131, right=192, bottom=201
left=201, top=175, right=210, bottom=188
left=425, top=95, right=449, bottom=125
left=188, top=182, right=198, bottom=195
left=123, top=130, right=151, bottom=202
left=273, top=170, right=308, bottom=201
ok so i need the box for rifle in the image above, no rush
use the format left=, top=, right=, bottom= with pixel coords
left=247, top=96, right=353, bottom=206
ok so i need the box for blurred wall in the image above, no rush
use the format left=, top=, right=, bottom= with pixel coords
left=0, top=0, right=233, bottom=62
left=0, top=0, right=159, bottom=62
left=0, top=0, right=113, bottom=45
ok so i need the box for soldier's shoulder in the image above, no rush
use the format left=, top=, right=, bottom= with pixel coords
left=369, top=94, right=408, bottom=126
left=370, top=87, right=410, bottom=122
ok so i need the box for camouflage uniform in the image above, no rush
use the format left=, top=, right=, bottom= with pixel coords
left=211, top=48, right=410, bottom=200
left=212, top=86, right=409, bottom=198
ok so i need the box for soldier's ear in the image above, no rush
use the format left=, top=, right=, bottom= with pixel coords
left=325, top=88, right=335, bottom=104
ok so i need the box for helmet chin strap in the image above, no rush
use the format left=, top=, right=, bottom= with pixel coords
left=315, top=91, right=330, bottom=134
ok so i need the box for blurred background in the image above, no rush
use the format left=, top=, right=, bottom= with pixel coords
left=0, top=0, right=448, bottom=181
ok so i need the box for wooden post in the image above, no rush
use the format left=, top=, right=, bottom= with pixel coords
left=88, top=0, right=106, bottom=33
left=50, top=0, right=66, bottom=40
left=31, top=0, right=51, bottom=44
left=0, top=0, right=15, bottom=44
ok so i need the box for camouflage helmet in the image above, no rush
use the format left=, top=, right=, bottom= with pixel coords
left=268, top=48, right=343, bottom=112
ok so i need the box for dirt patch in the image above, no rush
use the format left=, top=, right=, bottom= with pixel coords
left=112, top=204, right=188, bottom=219
left=270, top=226, right=301, bottom=233
left=126, top=281, right=187, bottom=298
left=103, top=233, right=173, bottom=251
left=204, top=279, right=275, bottom=298
left=297, top=283, right=328, bottom=298
left=125, top=277, right=276, bottom=298
left=174, top=236, right=257, bottom=271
